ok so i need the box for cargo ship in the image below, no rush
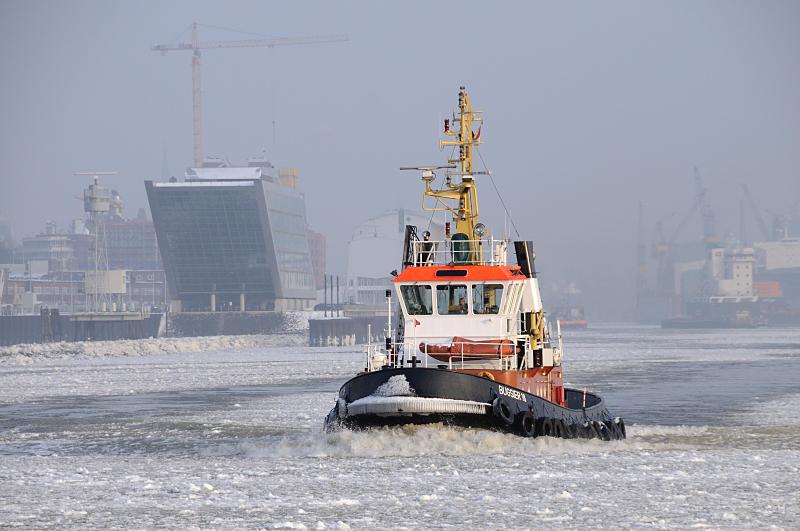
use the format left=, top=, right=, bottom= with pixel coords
left=325, top=87, right=625, bottom=440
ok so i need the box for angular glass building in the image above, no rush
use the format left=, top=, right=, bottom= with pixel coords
left=145, top=162, right=316, bottom=312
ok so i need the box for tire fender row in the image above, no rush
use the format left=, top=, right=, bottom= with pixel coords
left=490, top=394, right=626, bottom=440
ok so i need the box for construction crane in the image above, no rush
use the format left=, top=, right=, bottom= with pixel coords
left=739, top=183, right=771, bottom=241
left=153, top=23, right=348, bottom=167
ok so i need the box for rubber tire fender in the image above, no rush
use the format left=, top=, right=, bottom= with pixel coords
left=517, top=411, right=537, bottom=438
left=614, top=417, right=626, bottom=439
left=537, top=417, right=554, bottom=437
left=553, top=419, right=566, bottom=439
left=604, top=420, right=620, bottom=440
left=593, top=420, right=610, bottom=441
left=493, top=397, right=515, bottom=426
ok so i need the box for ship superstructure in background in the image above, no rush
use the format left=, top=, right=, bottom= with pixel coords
left=326, top=87, right=625, bottom=440
left=662, top=245, right=761, bottom=328
left=636, top=171, right=800, bottom=327
left=146, top=157, right=321, bottom=314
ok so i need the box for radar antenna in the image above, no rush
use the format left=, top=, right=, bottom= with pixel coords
left=406, top=87, right=486, bottom=263
left=75, top=171, right=118, bottom=313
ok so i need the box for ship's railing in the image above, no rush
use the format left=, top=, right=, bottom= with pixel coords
left=365, top=343, right=390, bottom=372
left=408, top=237, right=509, bottom=267
left=365, top=332, right=564, bottom=372
left=395, top=336, right=518, bottom=370
left=364, top=336, right=523, bottom=371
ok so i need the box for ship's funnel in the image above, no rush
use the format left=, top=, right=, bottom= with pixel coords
left=514, top=241, right=536, bottom=278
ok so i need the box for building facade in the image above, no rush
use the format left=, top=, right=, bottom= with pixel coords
left=105, top=211, right=162, bottom=271
left=1, top=269, right=167, bottom=315
left=145, top=162, right=316, bottom=312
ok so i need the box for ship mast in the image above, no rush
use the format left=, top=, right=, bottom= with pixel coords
left=421, top=86, right=484, bottom=262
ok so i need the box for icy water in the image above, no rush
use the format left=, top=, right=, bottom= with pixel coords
left=0, top=326, right=798, bottom=529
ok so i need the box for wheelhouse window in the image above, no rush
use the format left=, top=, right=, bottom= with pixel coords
left=400, top=285, right=432, bottom=315
left=473, top=284, right=504, bottom=314
left=437, top=284, right=468, bottom=315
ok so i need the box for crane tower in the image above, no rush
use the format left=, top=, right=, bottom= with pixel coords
left=153, top=23, right=348, bottom=167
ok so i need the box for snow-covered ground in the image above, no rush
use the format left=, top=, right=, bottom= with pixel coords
left=0, top=326, right=798, bottom=528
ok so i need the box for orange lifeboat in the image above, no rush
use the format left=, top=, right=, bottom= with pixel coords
left=419, top=336, right=518, bottom=362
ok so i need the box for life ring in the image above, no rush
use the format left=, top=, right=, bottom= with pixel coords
left=517, top=411, right=536, bottom=438
left=493, top=397, right=515, bottom=426
left=537, top=418, right=554, bottom=437
left=614, top=417, right=626, bottom=439
left=478, top=371, right=496, bottom=381
left=553, top=419, right=566, bottom=439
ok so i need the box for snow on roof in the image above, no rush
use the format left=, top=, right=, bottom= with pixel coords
left=153, top=181, right=255, bottom=188
left=185, top=167, right=264, bottom=181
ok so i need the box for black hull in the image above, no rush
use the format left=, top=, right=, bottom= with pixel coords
left=325, top=367, right=625, bottom=441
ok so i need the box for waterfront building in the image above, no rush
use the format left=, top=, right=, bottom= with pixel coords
left=145, top=159, right=317, bottom=312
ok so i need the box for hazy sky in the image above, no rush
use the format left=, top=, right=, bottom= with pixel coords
left=1, top=1, right=798, bottom=317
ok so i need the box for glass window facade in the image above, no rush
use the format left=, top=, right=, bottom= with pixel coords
left=262, top=183, right=315, bottom=297
left=146, top=178, right=316, bottom=311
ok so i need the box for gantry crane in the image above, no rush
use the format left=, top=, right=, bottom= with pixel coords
left=651, top=168, right=717, bottom=294
left=739, top=183, right=771, bottom=241
left=153, top=23, right=348, bottom=167
left=694, top=168, right=717, bottom=248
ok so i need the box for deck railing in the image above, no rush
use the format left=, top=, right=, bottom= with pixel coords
left=408, top=238, right=509, bottom=267
left=365, top=335, right=527, bottom=372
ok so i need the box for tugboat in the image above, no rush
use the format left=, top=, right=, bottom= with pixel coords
left=325, top=87, right=625, bottom=440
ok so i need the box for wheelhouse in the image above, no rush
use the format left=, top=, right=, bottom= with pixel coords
left=391, top=265, right=534, bottom=366
left=395, top=268, right=526, bottom=319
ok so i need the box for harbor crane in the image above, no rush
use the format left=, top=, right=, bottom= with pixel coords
left=652, top=168, right=716, bottom=294
left=694, top=168, right=718, bottom=248
left=739, top=183, right=772, bottom=241
left=153, top=23, right=348, bottom=167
